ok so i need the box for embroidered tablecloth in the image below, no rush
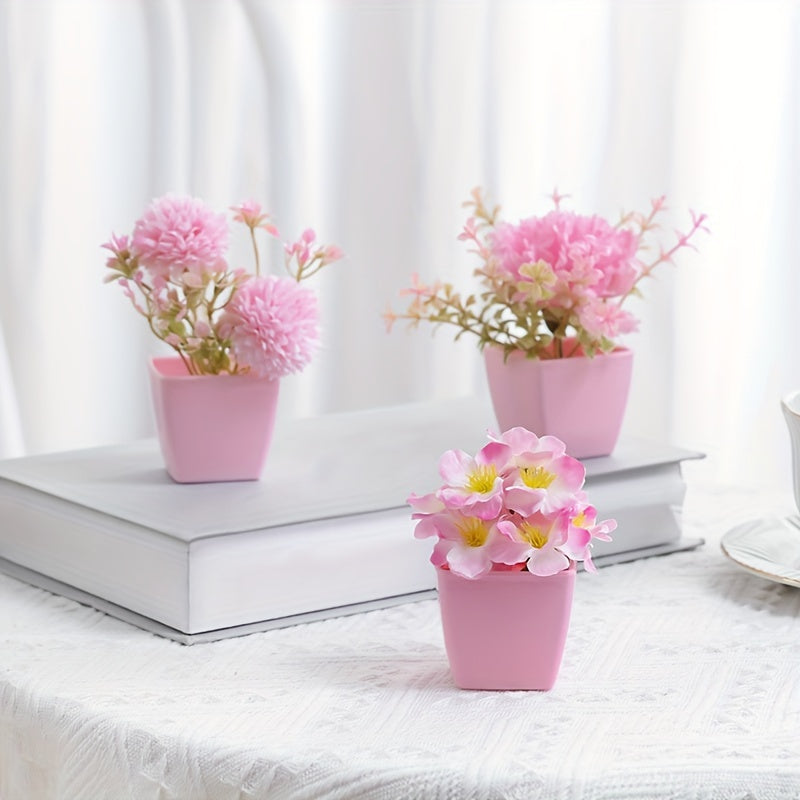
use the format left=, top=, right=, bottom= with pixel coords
left=1, top=481, right=799, bottom=799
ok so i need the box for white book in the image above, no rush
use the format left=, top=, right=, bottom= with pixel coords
left=0, top=399, right=702, bottom=643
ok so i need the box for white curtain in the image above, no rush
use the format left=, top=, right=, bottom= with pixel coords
left=1, top=0, right=799, bottom=493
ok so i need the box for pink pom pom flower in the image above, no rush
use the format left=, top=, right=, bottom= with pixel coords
left=131, top=194, right=229, bottom=281
left=104, top=193, right=342, bottom=377
left=220, top=275, right=319, bottom=380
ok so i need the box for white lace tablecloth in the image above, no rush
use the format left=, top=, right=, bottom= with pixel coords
left=2, top=481, right=800, bottom=800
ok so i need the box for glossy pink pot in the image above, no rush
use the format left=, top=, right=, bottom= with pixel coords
left=436, top=562, right=576, bottom=691
left=148, top=356, right=279, bottom=484
left=483, top=343, right=633, bottom=458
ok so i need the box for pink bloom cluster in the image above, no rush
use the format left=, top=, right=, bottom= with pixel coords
left=489, top=211, right=641, bottom=341
left=409, top=428, right=615, bottom=579
left=286, top=229, right=344, bottom=275
left=104, top=194, right=343, bottom=378
left=387, top=188, right=708, bottom=359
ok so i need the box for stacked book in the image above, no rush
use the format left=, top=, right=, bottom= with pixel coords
left=0, top=398, right=702, bottom=643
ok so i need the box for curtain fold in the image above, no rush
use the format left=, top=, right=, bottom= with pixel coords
left=1, top=0, right=798, bottom=493
left=0, top=322, right=23, bottom=458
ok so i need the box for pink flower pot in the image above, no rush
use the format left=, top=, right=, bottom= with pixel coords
left=483, top=343, right=633, bottom=458
left=436, top=563, right=576, bottom=690
left=148, top=356, right=280, bottom=483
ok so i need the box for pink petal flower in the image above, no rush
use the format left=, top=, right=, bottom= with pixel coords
left=407, top=492, right=446, bottom=539
left=491, top=427, right=569, bottom=461
left=527, top=546, right=570, bottom=576
left=431, top=537, right=453, bottom=569
left=230, top=200, right=279, bottom=236
left=446, top=543, right=494, bottom=579
left=321, top=244, right=344, bottom=265
left=504, top=453, right=585, bottom=516
left=558, top=504, right=617, bottom=571
left=101, top=233, right=131, bottom=259
left=399, top=272, right=437, bottom=299
left=487, top=529, right=532, bottom=567
left=457, top=217, right=479, bottom=243
left=493, top=429, right=586, bottom=516
left=194, top=320, right=211, bottom=338
left=578, top=297, right=639, bottom=340
left=572, top=505, right=617, bottom=543
left=432, top=511, right=524, bottom=579
left=230, top=200, right=265, bottom=227
left=102, top=233, right=134, bottom=271
left=219, top=275, right=319, bottom=380
left=407, top=491, right=444, bottom=515
left=490, top=426, right=542, bottom=455
left=436, top=441, right=511, bottom=520
left=498, top=510, right=570, bottom=576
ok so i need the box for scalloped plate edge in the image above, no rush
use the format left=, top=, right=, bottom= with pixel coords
left=720, top=516, right=800, bottom=589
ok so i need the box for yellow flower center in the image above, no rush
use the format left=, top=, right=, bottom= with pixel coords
left=520, top=466, right=556, bottom=490
left=572, top=511, right=587, bottom=528
left=520, top=522, right=548, bottom=549
left=466, top=464, right=498, bottom=494
left=457, top=517, right=490, bottom=548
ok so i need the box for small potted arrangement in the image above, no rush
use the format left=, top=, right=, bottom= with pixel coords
left=387, top=189, right=707, bottom=457
left=103, top=195, right=343, bottom=483
left=409, top=426, right=616, bottom=690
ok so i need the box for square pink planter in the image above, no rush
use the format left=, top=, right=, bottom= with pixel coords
left=436, top=563, right=576, bottom=691
left=483, top=343, right=633, bottom=458
left=148, top=356, right=280, bottom=483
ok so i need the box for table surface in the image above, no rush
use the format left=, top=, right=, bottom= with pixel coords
left=2, top=481, right=800, bottom=800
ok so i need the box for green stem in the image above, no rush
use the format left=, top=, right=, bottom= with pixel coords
left=249, top=226, right=260, bottom=276
left=178, top=350, right=196, bottom=374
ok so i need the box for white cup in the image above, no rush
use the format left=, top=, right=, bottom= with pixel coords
left=781, top=391, right=800, bottom=512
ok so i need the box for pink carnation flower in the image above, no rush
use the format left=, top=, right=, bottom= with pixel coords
left=132, top=194, right=229, bottom=281
left=489, top=211, right=639, bottom=299
left=219, top=275, right=319, bottom=380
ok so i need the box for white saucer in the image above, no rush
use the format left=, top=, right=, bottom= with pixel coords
left=720, top=516, right=800, bottom=588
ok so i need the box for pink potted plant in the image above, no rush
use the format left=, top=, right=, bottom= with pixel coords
left=103, top=195, right=343, bottom=483
left=387, top=189, right=707, bottom=457
left=409, top=426, right=616, bottom=690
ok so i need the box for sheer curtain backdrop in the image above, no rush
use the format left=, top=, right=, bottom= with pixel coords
left=1, top=0, right=798, bottom=493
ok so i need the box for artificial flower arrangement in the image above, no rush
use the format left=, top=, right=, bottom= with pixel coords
left=103, top=194, right=343, bottom=378
left=408, top=426, right=616, bottom=578
left=386, top=188, right=708, bottom=359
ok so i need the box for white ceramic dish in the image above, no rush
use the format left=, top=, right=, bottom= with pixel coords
left=720, top=516, right=800, bottom=588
